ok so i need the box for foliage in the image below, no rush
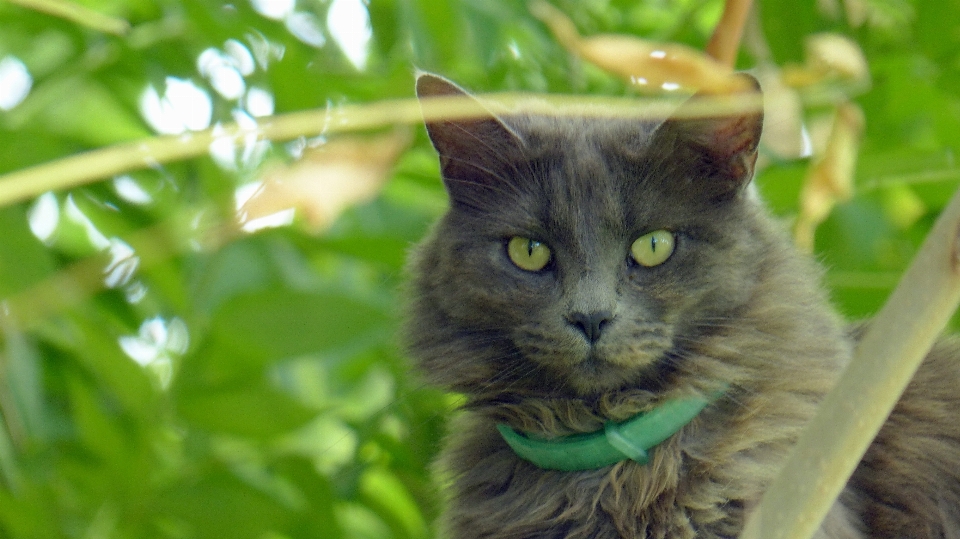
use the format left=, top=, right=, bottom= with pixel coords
left=0, top=0, right=957, bottom=538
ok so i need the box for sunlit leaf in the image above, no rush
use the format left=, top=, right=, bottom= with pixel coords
left=156, top=471, right=292, bottom=539
left=241, top=129, right=412, bottom=233
left=530, top=0, right=743, bottom=93
left=782, top=33, right=869, bottom=87
left=795, top=102, right=865, bottom=252
left=0, top=206, right=56, bottom=298
left=210, top=289, right=391, bottom=359
left=177, top=385, right=316, bottom=438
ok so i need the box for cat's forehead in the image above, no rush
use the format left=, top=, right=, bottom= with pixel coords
left=503, top=114, right=688, bottom=234
left=509, top=113, right=661, bottom=155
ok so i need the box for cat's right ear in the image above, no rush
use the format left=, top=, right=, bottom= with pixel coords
left=416, top=73, right=522, bottom=206
left=653, top=74, right=764, bottom=199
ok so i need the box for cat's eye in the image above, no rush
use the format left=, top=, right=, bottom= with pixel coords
left=507, top=237, right=552, bottom=272
left=630, top=230, right=675, bottom=267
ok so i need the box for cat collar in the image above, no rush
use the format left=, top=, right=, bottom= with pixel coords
left=496, top=392, right=720, bottom=471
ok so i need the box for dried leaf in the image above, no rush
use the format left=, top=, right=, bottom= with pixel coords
left=782, top=33, right=869, bottom=88
left=530, top=0, right=745, bottom=94
left=756, top=66, right=806, bottom=161
left=240, top=129, right=411, bottom=233
left=794, top=102, right=865, bottom=251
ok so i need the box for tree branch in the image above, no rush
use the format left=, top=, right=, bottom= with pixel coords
left=0, top=92, right=767, bottom=208
left=706, top=0, right=754, bottom=67
left=7, top=0, right=130, bottom=35
left=740, top=182, right=960, bottom=539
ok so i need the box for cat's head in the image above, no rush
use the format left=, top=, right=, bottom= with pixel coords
left=407, top=73, right=770, bottom=399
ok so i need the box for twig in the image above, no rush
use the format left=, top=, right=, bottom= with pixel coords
left=0, top=98, right=417, bottom=207
left=740, top=182, right=960, bottom=539
left=706, top=0, right=754, bottom=67
left=0, top=92, right=768, bottom=208
left=858, top=168, right=960, bottom=191
left=7, top=0, right=130, bottom=35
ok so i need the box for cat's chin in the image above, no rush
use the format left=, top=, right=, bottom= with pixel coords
left=559, top=353, right=647, bottom=396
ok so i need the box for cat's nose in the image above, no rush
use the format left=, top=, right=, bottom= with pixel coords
left=567, top=311, right=614, bottom=344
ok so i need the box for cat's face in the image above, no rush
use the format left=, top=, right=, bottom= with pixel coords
left=408, top=74, right=765, bottom=397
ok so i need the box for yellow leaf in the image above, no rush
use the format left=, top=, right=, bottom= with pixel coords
left=530, top=0, right=745, bottom=94
left=240, top=129, right=411, bottom=233
left=782, top=33, right=869, bottom=88
left=756, top=66, right=806, bottom=161
left=794, top=102, right=865, bottom=251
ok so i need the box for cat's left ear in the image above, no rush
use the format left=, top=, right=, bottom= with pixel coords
left=654, top=74, right=764, bottom=198
left=416, top=73, right=523, bottom=208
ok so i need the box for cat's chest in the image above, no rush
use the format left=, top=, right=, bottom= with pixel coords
left=440, top=418, right=750, bottom=539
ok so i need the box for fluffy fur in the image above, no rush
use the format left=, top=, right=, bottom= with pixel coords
left=404, top=73, right=960, bottom=539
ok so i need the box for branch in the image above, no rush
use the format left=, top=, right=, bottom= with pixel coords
left=706, top=0, right=754, bottom=67
left=7, top=0, right=130, bottom=35
left=0, top=98, right=421, bottom=207
left=740, top=182, right=960, bottom=539
left=0, top=92, right=768, bottom=208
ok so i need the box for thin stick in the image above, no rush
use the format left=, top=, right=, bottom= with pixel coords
left=740, top=182, right=960, bottom=539
left=7, top=0, right=130, bottom=35
left=0, top=92, right=768, bottom=208
left=0, top=98, right=418, bottom=207
left=706, top=0, right=753, bottom=67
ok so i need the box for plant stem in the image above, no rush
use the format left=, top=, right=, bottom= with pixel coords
left=7, top=0, right=130, bottom=35
left=740, top=182, right=960, bottom=539
left=0, top=93, right=766, bottom=208
left=706, top=0, right=753, bottom=67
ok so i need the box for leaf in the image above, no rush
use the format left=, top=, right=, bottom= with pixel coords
left=211, top=289, right=391, bottom=359
left=530, top=0, right=743, bottom=93
left=781, top=33, right=870, bottom=88
left=794, top=102, right=865, bottom=252
left=273, top=457, right=343, bottom=539
left=177, top=384, right=316, bottom=438
left=0, top=206, right=56, bottom=299
left=66, top=375, right=129, bottom=462
left=28, top=77, right=149, bottom=147
left=40, top=312, right=158, bottom=420
left=6, top=0, right=130, bottom=35
left=156, top=471, right=292, bottom=539
left=240, top=129, right=412, bottom=233
left=359, top=466, right=428, bottom=539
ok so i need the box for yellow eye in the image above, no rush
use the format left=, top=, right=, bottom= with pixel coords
left=630, top=230, right=675, bottom=267
left=507, top=237, right=551, bottom=271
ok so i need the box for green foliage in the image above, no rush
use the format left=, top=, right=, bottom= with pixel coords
left=0, top=0, right=957, bottom=538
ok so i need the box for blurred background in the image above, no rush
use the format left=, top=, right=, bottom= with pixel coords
left=0, top=0, right=958, bottom=537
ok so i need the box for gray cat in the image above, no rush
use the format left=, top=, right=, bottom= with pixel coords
left=404, top=72, right=960, bottom=539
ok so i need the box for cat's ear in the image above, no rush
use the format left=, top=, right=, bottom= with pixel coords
left=416, top=73, right=523, bottom=206
left=654, top=74, right=763, bottom=198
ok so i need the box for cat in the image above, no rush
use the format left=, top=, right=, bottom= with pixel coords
left=404, top=72, right=960, bottom=539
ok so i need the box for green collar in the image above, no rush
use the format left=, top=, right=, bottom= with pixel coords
left=496, top=393, right=720, bottom=471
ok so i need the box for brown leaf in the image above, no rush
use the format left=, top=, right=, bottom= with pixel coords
left=240, top=128, right=411, bottom=233
left=794, top=102, right=865, bottom=251
left=782, top=33, right=869, bottom=88
left=530, top=0, right=746, bottom=94
left=755, top=66, right=806, bottom=161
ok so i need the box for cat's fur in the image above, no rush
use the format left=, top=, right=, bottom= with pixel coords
left=404, top=73, right=960, bottom=539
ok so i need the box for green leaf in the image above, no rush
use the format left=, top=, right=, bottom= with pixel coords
left=0, top=206, right=56, bottom=299
left=359, top=466, right=428, bottom=539
left=211, top=290, right=391, bottom=359
left=156, top=471, right=292, bottom=539
left=177, top=384, right=316, bottom=438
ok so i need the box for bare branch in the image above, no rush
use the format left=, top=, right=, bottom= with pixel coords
left=740, top=182, right=960, bottom=539
left=706, top=0, right=754, bottom=67
left=7, top=0, right=130, bottom=35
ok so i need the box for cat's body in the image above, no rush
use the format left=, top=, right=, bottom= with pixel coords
left=405, top=73, right=960, bottom=539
